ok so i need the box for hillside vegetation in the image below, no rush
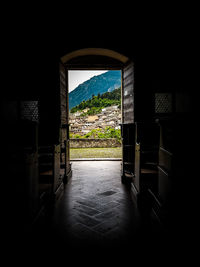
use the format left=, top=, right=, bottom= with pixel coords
left=70, top=87, right=121, bottom=115
left=70, top=126, right=121, bottom=141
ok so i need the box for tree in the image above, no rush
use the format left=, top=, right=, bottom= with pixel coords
left=70, top=87, right=121, bottom=113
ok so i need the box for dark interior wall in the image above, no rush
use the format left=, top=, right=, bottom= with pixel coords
left=6, top=43, right=188, bottom=126
left=2, top=15, right=191, bottom=134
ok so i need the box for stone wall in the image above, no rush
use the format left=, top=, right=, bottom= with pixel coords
left=70, top=138, right=121, bottom=148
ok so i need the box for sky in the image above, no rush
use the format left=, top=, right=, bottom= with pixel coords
left=68, top=70, right=107, bottom=92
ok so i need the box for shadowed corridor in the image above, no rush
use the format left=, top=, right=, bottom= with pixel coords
left=51, top=161, right=141, bottom=244
left=3, top=161, right=194, bottom=264
left=24, top=161, right=167, bottom=260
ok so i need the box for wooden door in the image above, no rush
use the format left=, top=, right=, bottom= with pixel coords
left=59, top=62, right=71, bottom=180
left=121, top=62, right=135, bottom=182
left=122, top=62, right=134, bottom=124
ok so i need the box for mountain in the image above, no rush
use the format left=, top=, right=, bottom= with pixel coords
left=68, top=70, right=121, bottom=110
left=70, top=87, right=121, bottom=115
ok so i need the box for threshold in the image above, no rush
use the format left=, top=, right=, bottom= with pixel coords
left=70, top=158, right=122, bottom=161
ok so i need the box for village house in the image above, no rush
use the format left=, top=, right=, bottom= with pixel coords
left=87, top=115, right=99, bottom=122
left=82, top=108, right=90, bottom=113
left=69, top=105, right=121, bottom=136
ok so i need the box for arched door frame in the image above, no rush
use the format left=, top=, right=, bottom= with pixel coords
left=61, top=48, right=130, bottom=66
left=59, top=48, right=135, bottom=184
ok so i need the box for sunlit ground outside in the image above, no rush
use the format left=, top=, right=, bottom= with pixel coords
left=70, top=147, right=122, bottom=159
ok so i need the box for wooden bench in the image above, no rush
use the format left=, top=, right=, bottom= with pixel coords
left=38, top=144, right=61, bottom=204
left=132, top=122, right=160, bottom=209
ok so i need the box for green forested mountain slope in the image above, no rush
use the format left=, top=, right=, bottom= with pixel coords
left=69, top=70, right=121, bottom=109
left=70, top=87, right=121, bottom=115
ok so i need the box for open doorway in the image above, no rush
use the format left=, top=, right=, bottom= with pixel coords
left=68, top=70, right=122, bottom=160
left=59, top=48, right=134, bottom=185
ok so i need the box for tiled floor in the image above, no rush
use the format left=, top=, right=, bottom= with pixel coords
left=6, top=161, right=193, bottom=264
left=25, top=161, right=163, bottom=262
left=51, top=161, right=141, bottom=246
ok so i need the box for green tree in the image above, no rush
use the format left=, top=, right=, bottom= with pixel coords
left=70, top=87, right=121, bottom=113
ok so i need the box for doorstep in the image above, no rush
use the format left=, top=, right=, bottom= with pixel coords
left=70, top=158, right=122, bottom=161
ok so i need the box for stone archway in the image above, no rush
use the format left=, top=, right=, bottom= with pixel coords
left=61, top=48, right=129, bottom=65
